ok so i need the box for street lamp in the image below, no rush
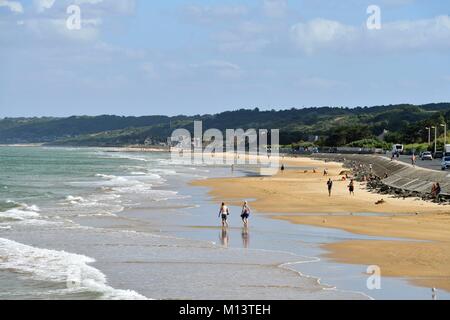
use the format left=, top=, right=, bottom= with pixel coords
left=425, top=127, right=431, bottom=145
left=432, top=126, right=437, bottom=155
left=440, top=123, right=447, bottom=146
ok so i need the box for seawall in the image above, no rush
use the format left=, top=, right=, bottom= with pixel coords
left=314, top=154, right=450, bottom=195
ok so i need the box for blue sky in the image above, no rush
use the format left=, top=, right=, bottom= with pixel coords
left=1, top=0, right=450, bottom=117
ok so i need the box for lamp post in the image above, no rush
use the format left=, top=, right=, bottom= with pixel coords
left=425, top=127, right=431, bottom=146
left=441, top=123, right=447, bottom=146
left=432, top=126, right=437, bottom=155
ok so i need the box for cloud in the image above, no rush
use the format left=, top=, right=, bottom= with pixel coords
left=22, top=18, right=102, bottom=42
left=215, top=21, right=273, bottom=53
left=263, top=0, right=288, bottom=18
left=33, top=0, right=56, bottom=13
left=291, top=18, right=356, bottom=54
left=190, top=60, right=243, bottom=79
left=33, top=0, right=135, bottom=16
left=141, top=62, right=159, bottom=79
left=0, top=0, right=23, bottom=13
left=290, top=15, right=450, bottom=54
left=381, top=0, right=415, bottom=6
left=183, top=4, right=248, bottom=24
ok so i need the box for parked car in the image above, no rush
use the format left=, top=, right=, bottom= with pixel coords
left=434, top=151, right=444, bottom=159
left=421, top=152, right=433, bottom=161
left=442, top=156, right=450, bottom=170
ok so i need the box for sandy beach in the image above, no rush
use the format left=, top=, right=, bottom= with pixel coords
left=192, top=156, right=450, bottom=292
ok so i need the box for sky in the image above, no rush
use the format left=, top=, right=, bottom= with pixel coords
left=1, top=0, right=450, bottom=117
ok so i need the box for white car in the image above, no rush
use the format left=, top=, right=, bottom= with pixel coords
left=421, top=152, right=433, bottom=161
left=442, top=156, right=450, bottom=170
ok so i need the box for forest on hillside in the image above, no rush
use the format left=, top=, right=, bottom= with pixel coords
left=1, top=103, right=449, bottom=150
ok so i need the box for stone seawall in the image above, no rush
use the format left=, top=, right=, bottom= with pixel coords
left=314, top=154, right=450, bottom=196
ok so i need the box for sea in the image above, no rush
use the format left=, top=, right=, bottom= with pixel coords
left=0, top=146, right=447, bottom=300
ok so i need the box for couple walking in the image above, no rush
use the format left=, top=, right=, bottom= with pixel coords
left=327, top=178, right=355, bottom=196
left=219, top=201, right=251, bottom=228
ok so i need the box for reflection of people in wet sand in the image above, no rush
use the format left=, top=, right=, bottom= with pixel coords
left=241, top=201, right=251, bottom=227
left=219, top=202, right=230, bottom=227
left=241, top=228, right=250, bottom=248
left=220, top=227, right=229, bottom=247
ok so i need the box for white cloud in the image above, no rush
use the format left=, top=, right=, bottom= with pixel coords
left=290, top=15, right=450, bottom=54
left=215, top=21, right=273, bottom=53
left=291, top=18, right=357, bottom=54
left=263, top=0, right=288, bottom=18
left=190, top=60, right=243, bottom=79
left=183, top=4, right=248, bottom=24
left=381, top=0, right=415, bottom=6
left=33, top=0, right=56, bottom=13
left=0, top=0, right=23, bottom=13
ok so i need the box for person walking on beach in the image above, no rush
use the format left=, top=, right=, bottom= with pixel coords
left=219, top=202, right=230, bottom=227
left=348, top=179, right=355, bottom=196
left=411, top=154, right=416, bottom=167
left=241, top=201, right=251, bottom=227
left=327, top=178, right=333, bottom=197
left=432, top=183, right=441, bottom=200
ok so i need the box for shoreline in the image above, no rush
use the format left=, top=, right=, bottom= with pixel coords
left=192, top=155, right=450, bottom=293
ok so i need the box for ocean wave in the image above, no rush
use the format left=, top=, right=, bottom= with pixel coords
left=148, top=168, right=178, bottom=175
left=62, top=194, right=124, bottom=216
left=0, top=238, right=148, bottom=300
left=101, top=153, right=151, bottom=163
left=0, top=204, right=41, bottom=222
left=65, top=196, right=87, bottom=205
left=0, top=200, right=19, bottom=211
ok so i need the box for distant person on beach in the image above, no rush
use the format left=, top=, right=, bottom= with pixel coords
left=327, top=179, right=333, bottom=197
left=219, top=202, right=230, bottom=227
left=281, top=164, right=285, bottom=173
left=241, top=201, right=251, bottom=227
left=411, top=154, right=416, bottom=166
left=348, top=179, right=355, bottom=196
left=369, top=164, right=373, bottom=173
left=323, top=168, right=328, bottom=176
left=432, top=183, right=441, bottom=199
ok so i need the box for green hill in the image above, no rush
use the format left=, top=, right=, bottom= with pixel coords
left=1, top=103, right=449, bottom=148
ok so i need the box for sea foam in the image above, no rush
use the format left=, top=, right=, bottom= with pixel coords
left=0, top=238, right=148, bottom=300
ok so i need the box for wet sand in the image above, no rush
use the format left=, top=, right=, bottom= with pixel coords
left=192, top=156, right=450, bottom=293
